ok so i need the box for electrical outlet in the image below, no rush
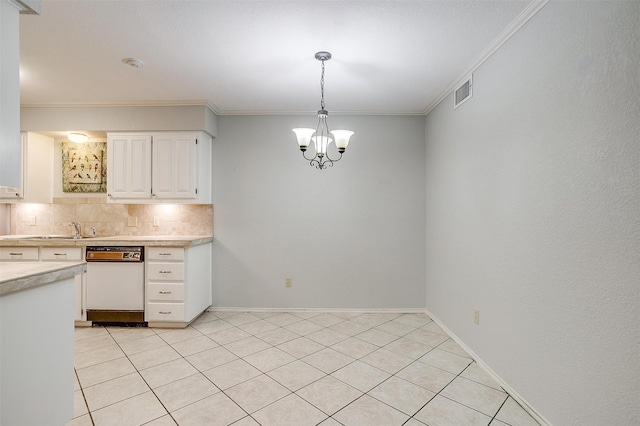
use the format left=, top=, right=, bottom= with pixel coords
left=474, top=309, right=480, bottom=325
left=127, top=216, right=138, bottom=227
left=29, top=216, right=36, bottom=226
left=285, top=277, right=292, bottom=287
left=153, top=216, right=160, bottom=227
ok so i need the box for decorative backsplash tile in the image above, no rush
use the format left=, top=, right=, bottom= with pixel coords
left=10, top=198, right=213, bottom=237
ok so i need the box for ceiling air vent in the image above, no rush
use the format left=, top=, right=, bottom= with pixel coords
left=454, top=75, right=473, bottom=109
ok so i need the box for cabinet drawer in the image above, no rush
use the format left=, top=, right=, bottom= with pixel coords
left=0, top=247, right=39, bottom=260
left=147, top=263, right=184, bottom=280
left=147, top=302, right=184, bottom=321
left=40, top=247, right=83, bottom=261
left=147, top=247, right=184, bottom=261
left=147, top=283, right=184, bottom=302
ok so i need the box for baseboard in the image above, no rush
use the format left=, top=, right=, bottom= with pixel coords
left=424, top=308, right=552, bottom=426
left=206, top=307, right=427, bottom=314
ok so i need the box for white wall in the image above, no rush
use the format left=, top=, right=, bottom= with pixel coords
left=212, top=115, right=426, bottom=309
left=425, top=2, right=640, bottom=425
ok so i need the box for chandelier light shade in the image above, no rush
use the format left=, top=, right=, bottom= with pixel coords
left=293, top=51, right=354, bottom=170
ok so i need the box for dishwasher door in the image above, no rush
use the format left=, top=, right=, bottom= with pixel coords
left=86, top=262, right=144, bottom=310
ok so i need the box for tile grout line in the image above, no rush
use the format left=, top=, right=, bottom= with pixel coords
left=73, top=311, right=525, bottom=426
left=488, top=396, right=511, bottom=425
left=275, top=314, right=435, bottom=424
left=75, top=314, right=387, bottom=424
left=107, top=326, right=179, bottom=426
left=202, top=312, right=381, bottom=424
left=176, top=318, right=257, bottom=424
left=76, top=313, right=432, bottom=423
left=230, top=312, right=437, bottom=424
left=74, top=368, right=96, bottom=426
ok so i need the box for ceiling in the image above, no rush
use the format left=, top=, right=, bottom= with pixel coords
left=19, top=0, right=535, bottom=116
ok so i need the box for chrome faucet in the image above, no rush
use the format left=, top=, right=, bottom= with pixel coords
left=69, top=221, right=81, bottom=239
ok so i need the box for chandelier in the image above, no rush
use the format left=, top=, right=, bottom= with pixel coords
left=292, top=51, right=354, bottom=170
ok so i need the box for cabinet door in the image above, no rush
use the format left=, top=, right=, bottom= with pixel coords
left=107, top=134, right=152, bottom=199
left=0, top=133, right=24, bottom=201
left=152, top=134, right=197, bottom=199
left=0, top=132, right=54, bottom=203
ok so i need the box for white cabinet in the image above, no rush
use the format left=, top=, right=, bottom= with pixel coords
left=0, top=247, right=39, bottom=260
left=40, top=247, right=87, bottom=321
left=1, top=272, right=75, bottom=426
left=39, top=247, right=83, bottom=261
left=40, top=247, right=86, bottom=322
left=145, top=243, right=212, bottom=327
left=0, top=245, right=86, bottom=322
left=0, top=132, right=53, bottom=203
left=107, top=132, right=211, bottom=203
left=152, top=134, right=197, bottom=199
left=107, top=134, right=152, bottom=199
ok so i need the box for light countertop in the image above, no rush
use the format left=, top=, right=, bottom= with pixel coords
left=0, top=262, right=86, bottom=296
left=0, top=235, right=213, bottom=247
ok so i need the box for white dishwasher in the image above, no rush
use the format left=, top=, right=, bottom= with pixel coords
left=85, top=246, right=146, bottom=326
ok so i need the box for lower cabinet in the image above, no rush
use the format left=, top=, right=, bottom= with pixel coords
left=0, top=247, right=39, bottom=260
left=0, top=246, right=86, bottom=323
left=145, top=243, right=212, bottom=327
left=40, top=247, right=86, bottom=322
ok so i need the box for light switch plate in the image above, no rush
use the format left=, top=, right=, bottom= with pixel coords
left=127, top=216, right=137, bottom=227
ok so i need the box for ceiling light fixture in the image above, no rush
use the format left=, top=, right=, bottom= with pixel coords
left=68, top=132, right=88, bottom=143
left=293, top=51, right=353, bottom=170
left=122, top=58, right=144, bottom=68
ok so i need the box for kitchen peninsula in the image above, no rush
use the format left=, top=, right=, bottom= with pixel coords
left=0, top=261, right=85, bottom=425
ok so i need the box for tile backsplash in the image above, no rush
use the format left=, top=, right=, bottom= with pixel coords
left=10, top=198, right=213, bottom=237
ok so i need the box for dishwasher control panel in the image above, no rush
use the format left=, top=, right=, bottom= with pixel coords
left=86, top=246, right=144, bottom=262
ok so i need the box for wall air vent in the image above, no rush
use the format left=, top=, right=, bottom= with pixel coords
left=454, top=75, right=473, bottom=109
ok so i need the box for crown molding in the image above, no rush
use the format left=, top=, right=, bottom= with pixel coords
left=21, top=102, right=425, bottom=117
left=7, top=0, right=41, bottom=14
left=214, top=109, right=426, bottom=116
left=423, top=0, right=549, bottom=115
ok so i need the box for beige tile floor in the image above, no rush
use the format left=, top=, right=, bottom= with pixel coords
left=67, top=311, right=540, bottom=426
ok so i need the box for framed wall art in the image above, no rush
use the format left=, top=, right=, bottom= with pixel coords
left=62, top=141, right=107, bottom=193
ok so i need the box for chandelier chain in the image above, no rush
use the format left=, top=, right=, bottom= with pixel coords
left=320, top=59, right=326, bottom=110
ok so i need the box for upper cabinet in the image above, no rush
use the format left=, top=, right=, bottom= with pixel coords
left=107, top=134, right=152, bottom=199
left=107, top=132, right=211, bottom=204
left=0, top=132, right=53, bottom=203
left=152, top=134, right=197, bottom=199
